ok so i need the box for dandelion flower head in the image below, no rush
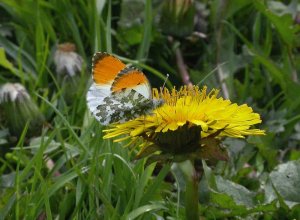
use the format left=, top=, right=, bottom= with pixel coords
left=104, top=86, right=265, bottom=161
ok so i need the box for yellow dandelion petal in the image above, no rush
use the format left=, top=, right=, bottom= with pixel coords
left=103, top=129, right=129, bottom=139
left=113, top=135, right=131, bottom=142
left=190, top=120, right=208, bottom=131
left=155, top=122, right=167, bottom=132
left=162, top=121, right=180, bottom=132
left=103, top=85, right=265, bottom=159
left=130, top=126, right=146, bottom=137
left=177, top=121, right=186, bottom=126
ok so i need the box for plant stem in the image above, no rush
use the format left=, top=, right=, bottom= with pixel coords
left=175, top=46, right=192, bottom=86
left=185, top=172, right=199, bottom=219
left=168, top=36, right=192, bottom=86
left=215, top=0, right=230, bottom=99
left=178, top=160, right=201, bottom=220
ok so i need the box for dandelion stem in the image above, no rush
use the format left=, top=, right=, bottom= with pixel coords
left=178, top=160, right=200, bottom=220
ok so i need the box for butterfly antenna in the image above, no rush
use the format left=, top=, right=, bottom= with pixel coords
left=161, top=74, right=169, bottom=90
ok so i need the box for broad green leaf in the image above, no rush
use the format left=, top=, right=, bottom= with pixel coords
left=210, top=191, right=248, bottom=215
left=203, top=161, right=254, bottom=208
left=266, top=159, right=300, bottom=208
left=215, top=175, right=255, bottom=207
left=203, top=164, right=277, bottom=217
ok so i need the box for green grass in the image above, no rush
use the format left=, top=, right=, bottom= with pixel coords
left=1, top=0, right=300, bottom=219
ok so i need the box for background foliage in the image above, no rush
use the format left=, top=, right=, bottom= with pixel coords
left=0, top=0, right=300, bottom=219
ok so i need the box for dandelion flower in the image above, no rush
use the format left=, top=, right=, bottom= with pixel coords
left=104, top=86, right=265, bottom=163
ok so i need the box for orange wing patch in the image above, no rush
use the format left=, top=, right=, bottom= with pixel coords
left=93, top=53, right=126, bottom=85
left=112, top=69, right=148, bottom=93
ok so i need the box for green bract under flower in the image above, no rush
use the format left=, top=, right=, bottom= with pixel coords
left=103, top=86, right=265, bottom=162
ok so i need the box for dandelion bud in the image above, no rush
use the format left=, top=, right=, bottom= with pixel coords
left=159, top=0, right=196, bottom=38
left=54, top=42, right=83, bottom=77
left=54, top=43, right=85, bottom=104
left=0, top=83, right=44, bottom=137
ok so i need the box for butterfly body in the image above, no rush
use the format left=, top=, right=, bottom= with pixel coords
left=87, top=52, right=162, bottom=125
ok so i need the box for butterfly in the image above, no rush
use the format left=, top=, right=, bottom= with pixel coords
left=86, top=52, right=163, bottom=125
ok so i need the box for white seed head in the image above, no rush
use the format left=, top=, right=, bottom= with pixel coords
left=54, top=42, right=83, bottom=76
left=0, top=83, right=30, bottom=103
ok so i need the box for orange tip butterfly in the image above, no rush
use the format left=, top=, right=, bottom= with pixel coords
left=86, top=52, right=163, bottom=125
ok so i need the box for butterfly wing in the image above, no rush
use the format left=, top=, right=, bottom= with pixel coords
left=87, top=53, right=126, bottom=120
left=87, top=53, right=162, bottom=125
left=95, top=90, right=157, bottom=125
left=92, top=52, right=126, bottom=85
left=99, top=67, right=164, bottom=124
left=111, top=67, right=152, bottom=99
